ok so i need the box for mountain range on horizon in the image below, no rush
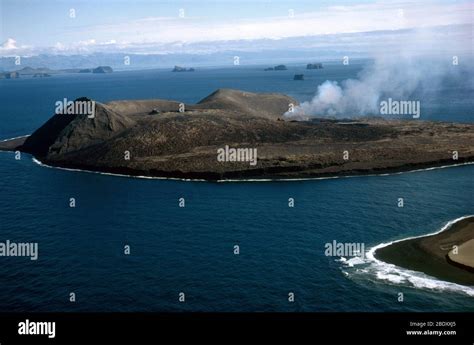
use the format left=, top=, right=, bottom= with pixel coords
left=1, top=23, right=471, bottom=71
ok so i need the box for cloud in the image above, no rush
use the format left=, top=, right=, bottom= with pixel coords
left=0, top=38, right=34, bottom=56
left=1, top=38, right=18, bottom=50
left=1, top=0, right=471, bottom=57
left=63, top=0, right=470, bottom=46
left=77, top=39, right=97, bottom=46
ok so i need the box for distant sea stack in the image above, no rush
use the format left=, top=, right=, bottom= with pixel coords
left=33, top=73, right=51, bottom=78
left=92, top=66, right=113, bottom=73
left=172, top=66, right=195, bottom=72
left=294, top=74, right=304, bottom=80
left=0, top=66, right=114, bottom=76
left=1, top=88, right=473, bottom=181
left=16, top=66, right=53, bottom=75
left=0, top=71, right=20, bottom=79
left=307, top=63, right=323, bottom=69
left=264, top=65, right=287, bottom=71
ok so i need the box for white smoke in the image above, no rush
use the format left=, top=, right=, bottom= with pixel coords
left=286, top=56, right=458, bottom=119
left=285, top=26, right=472, bottom=119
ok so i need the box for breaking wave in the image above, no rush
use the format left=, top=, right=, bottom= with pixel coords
left=339, top=216, right=474, bottom=297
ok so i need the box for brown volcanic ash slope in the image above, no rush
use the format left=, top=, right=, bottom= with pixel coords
left=5, top=88, right=474, bottom=180
left=21, top=99, right=135, bottom=157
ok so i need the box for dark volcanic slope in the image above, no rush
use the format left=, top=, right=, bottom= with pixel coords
left=5, top=88, right=474, bottom=180
left=22, top=101, right=135, bottom=157
left=195, top=88, right=296, bottom=120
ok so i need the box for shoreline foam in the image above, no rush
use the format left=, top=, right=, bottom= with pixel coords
left=342, top=216, right=474, bottom=296
left=0, top=134, right=30, bottom=142
left=27, top=155, right=474, bottom=183
left=372, top=216, right=474, bottom=286
left=15, top=152, right=473, bottom=183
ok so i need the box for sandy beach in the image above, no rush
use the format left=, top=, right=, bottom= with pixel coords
left=375, top=216, right=474, bottom=286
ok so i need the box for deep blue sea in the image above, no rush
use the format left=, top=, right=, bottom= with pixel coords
left=0, top=62, right=473, bottom=311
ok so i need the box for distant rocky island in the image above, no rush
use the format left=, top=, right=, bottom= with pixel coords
left=33, top=73, right=51, bottom=78
left=0, top=71, right=20, bottom=79
left=0, top=66, right=113, bottom=79
left=0, top=88, right=473, bottom=181
left=92, top=66, right=113, bottom=73
left=264, top=64, right=287, bottom=71
left=307, top=63, right=323, bottom=69
left=172, top=65, right=195, bottom=72
left=263, top=63, right=323, bottom=71
left=78, top=66, right=113, bottom=73
left=293, top=74, right=304, bottom=80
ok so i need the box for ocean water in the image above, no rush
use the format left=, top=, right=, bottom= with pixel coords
left=0, top=63, right=473, bottom=312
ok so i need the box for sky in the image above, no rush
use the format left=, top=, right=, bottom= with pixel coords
left=0, top=0, right=472, bottom=57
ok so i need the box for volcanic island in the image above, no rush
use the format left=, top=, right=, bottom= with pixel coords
left=1, top=89, right=473, bottom=181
